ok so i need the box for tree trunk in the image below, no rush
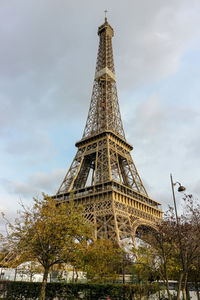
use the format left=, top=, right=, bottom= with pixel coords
left=197, top=290, right=200, bottom=300
left=195, top=278, right=200, bottom=300
left=163, top=262, right=172, bottom=300
left=122, top=258, right=125, bottom=284
left=182, top=272, right=188, bottom=300
left=39, top=266, right=49, bottom=300
left=186, top=284, right=190, bottom=300
left=158, top=288, right=161, bottom=300
left=14, top=267, right=17, bottom=281
left=184, top=272, right=190, bottom=300
left=182, top=289, right=187, bottom=300
left=75, top=269, right=79, bottom=283
left=177, top=272, right=183, bottom=300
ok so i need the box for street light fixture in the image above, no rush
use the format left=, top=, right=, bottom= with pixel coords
left=177, top=185, right=186, bottom=192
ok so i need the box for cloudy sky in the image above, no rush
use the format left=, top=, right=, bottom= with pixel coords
left=0, top=0, right=200, bottom=229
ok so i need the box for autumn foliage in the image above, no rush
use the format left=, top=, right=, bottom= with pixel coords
left=1, top=196, right=92, bottom=300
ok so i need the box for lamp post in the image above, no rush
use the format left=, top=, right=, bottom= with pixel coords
left=170, top=173, right=186, bottom=300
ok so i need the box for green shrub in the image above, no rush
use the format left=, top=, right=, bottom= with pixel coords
left=6, top=281, right=160, bottom=299
left=6, top=282, right=41, bottom=299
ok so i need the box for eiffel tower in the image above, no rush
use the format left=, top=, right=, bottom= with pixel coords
left=55, top=16, right=162, bottom=244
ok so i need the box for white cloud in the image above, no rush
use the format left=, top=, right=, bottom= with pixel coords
left=0, top=168, right=66, bottom=200
left=0, top=0, right=200, bottom=136
left=128, top=94, right=164, bottom=137
left=116, top=0, right=200, bottom=89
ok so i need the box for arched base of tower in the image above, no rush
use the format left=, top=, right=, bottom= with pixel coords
left=55, top=183, right=161, bottom=250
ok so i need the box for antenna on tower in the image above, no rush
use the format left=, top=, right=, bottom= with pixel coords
left=104, top=9, right=108, bottom=22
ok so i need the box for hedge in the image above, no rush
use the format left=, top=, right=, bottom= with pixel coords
left=3, top=281, right=161, bottom=300
left=0, top=280, right=9, bottom=299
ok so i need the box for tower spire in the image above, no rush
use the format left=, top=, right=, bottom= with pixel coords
left=82, top=17, right=125, bottom=140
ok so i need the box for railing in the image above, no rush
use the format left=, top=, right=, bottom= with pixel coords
left=54, top=181, right=162, bottom=211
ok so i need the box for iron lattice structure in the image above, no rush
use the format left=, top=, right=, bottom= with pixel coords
left=55, top=18, right=162, bottom=244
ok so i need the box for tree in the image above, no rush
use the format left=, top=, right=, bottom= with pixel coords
left=131, top=246, right=159, bottom=284
left=169, top=195, right=200, bottom=300
left=82, top=238, right=123, bottom=282
left=182, top=194, right=200, bottom=300
left=67, top=241, right=88, bottom=283
left=188, top=257, right=200, bottom=300
left=17, top=261, right=43, bottom=282
left=1, top=195, right=92, bottom=300
left=0, top=247, right=9, bottom=266
left=144, top=219, right=180, bottom=300
left=141, top=199, right=200, bottom=300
